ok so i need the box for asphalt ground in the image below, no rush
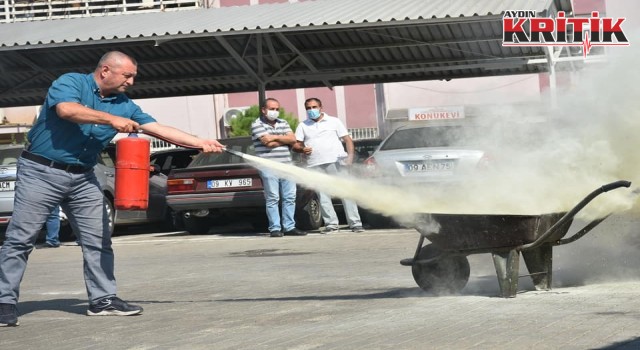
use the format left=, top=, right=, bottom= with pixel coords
left=1, top=213, right=639, bottom=350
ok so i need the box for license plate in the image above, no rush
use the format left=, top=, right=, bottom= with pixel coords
left=0, top=181, right=15, bottom=192
left=207, top=178, right=252, bottom=189
left=405, top=160, right=455, bottom=172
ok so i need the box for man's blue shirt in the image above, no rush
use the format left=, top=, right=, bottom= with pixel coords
left=27, top=72, right=156, bottom=167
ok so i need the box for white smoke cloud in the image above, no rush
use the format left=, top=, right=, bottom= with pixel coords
left=245, top=31, right=639, bottom=224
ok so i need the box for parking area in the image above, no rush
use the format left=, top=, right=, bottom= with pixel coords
left=1, top=213, right=640, bottom=349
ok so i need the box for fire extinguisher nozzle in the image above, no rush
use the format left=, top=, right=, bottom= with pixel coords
left=223, top=148, right=245, bottom=158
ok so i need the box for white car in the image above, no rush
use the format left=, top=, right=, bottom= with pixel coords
left=0, top=144, right=21, bottom=229
left=364, top=124, right=489, bottom=183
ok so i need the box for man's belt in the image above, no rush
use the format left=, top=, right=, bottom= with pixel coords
left=21, top=150, right=92, bottom=174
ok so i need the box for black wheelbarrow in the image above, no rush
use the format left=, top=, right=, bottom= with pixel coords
left=400, top=180, right=633, bottom=298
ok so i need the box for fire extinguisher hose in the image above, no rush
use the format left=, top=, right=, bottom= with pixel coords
left=135, top=130, right=246, bottom=159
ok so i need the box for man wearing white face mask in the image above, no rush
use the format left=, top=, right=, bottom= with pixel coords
left=293, top=97, right=365, bottom=233
left=251, top=98, right=307, bottom=237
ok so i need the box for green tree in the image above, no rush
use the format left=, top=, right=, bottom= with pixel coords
left=229, top=105, right=299, bottom=137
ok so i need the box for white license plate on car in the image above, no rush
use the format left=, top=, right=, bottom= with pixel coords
left=0, top=181, right=15, bottom=192
left=405, top=160, right=455, bottom=172
left=207, top=178, right=252, bottom=189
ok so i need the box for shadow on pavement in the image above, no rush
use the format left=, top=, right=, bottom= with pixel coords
left=16, top=298, right=88, bottom=316
left=595, top=337, right=640, bottom=349
left=216, top=287, right=429, bottom=302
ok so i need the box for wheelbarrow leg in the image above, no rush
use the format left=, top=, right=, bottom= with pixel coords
left=491, top=249, right=520, bottom=298
left=522, top=243, right=553, bottom=291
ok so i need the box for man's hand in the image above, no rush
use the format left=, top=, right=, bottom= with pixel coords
left=260, top=134, right=276, bottom=145
left=199, top=139, right=224, bottom=153
left=303, top=146, right=313, bottom=155
left=111, top=116, right=140, bottom=133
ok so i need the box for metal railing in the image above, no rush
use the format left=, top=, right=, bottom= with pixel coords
left=148, top=129, right=381, bottom=153
left=149, top=136, right=178, bottom=153
left=1, top=0, right=201, bottom=22
left=348, top=127, right=379, bottom=140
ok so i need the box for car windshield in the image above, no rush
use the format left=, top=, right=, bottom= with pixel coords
left=0, top=147, right=23, bottom=166
left=380, top=126, right=484, bottom=150
left=189, top=138, right=256, bottom=167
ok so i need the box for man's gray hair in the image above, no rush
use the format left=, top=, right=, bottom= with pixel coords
left=261, top=97, right=280, bottom=108
left=96, top=51, right=137, bottom=70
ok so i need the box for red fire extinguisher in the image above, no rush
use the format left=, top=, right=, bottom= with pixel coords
left=114, top=133, right=151, bottom=210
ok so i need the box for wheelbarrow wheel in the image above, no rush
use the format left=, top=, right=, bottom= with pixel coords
left=411, top=244, right=470, bottom=295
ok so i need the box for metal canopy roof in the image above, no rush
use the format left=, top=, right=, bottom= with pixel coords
left=0, top=0, right=576, bottom=108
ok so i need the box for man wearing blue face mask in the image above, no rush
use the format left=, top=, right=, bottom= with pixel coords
left=293, top=97, right=365, bottom=233
left=251, top=98, right=307, bottom=237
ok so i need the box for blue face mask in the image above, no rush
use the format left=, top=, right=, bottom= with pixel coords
left=307, top=109, right=321, bottom=120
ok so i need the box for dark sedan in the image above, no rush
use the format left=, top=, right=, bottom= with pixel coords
left=166, top=136, right=322, bottom=234
left=96, top=145, right=200, bottom=235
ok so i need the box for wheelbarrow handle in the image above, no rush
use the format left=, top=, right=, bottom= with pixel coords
left=520, top=180, right=632, bottom=251
left=600, top=180, right=631, bottom=192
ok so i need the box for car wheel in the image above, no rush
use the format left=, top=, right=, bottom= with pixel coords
left=159, top=208, right=182, bottom=232
left=362, top=209, right=394, bottom=229
left=296, top=193, right=323, bottom=230
left=58, top=224, right=76, bottom=241
left=250, top=216, right=269, bottom=231
left=183, top=215, right=211, bottom=235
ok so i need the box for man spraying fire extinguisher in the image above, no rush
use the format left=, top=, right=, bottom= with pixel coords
left=0, top=51, right=224, bottom=327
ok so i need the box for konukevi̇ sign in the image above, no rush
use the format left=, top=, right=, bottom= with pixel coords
left=408, top=106, right=465, bottom=121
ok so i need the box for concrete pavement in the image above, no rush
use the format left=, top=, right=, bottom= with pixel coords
left=1, top=213, right=639, bottom=349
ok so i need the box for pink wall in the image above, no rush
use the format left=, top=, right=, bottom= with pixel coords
left=226, top=90, right=296, bottom=116
left=266, top=90, right=298, bottom=115
left=227, top=91, right=258, bottom=108
left=303, top=87, right=337, bottom=118
left=538, top=72, right=573, bottom=93
left=220, top=0, right=250, bottom=7
left=226, top=85, right=377, bottom=128
left=344, top=84, right=376, bottom=128
left=573, top=0, right=606, bottom=14
left=385, top=75, right=542, bottom=109
left=136, top=95, right=218, bottom=140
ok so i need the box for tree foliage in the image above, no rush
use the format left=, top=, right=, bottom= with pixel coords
left=229, top=105, right=299, bottom=137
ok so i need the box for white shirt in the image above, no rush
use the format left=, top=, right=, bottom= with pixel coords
left=294, top=114, right=349, bottom=167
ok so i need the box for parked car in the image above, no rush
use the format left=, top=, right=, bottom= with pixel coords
left=166, top=136, right=397, bottom=234
left=166, top=136, right=323, bottom=234
left=0, top=144, right=22, bottom=230
left=345, top=138, right=397, bottom=227
left=352, top=138, right=382, bottom=164
left=0, top=144, right=74, bottom=242
left=364, top=124, right=489, bottom=183
left=150, top=147, right=200, bottom=176
left=0, top=144, right=197, bottom=242
left=93, top=145, right=200, bottom=235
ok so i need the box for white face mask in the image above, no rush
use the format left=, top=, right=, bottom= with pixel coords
left=266, top=110, right=279, bottom=121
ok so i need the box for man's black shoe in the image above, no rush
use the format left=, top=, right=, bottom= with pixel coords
left=36, top=242, right=60, bottom=249
left=87, top=296, right=143, bottom=316
left=0, top=303, right=19, bottom=326
left=284, top=228, right=308, bottom=236
left=270, top=231, right=284, bottom=237
left=320, top=226, right=340, bottom=234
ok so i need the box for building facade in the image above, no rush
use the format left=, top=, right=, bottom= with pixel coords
left=0, top=0, right=625, bottom=144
